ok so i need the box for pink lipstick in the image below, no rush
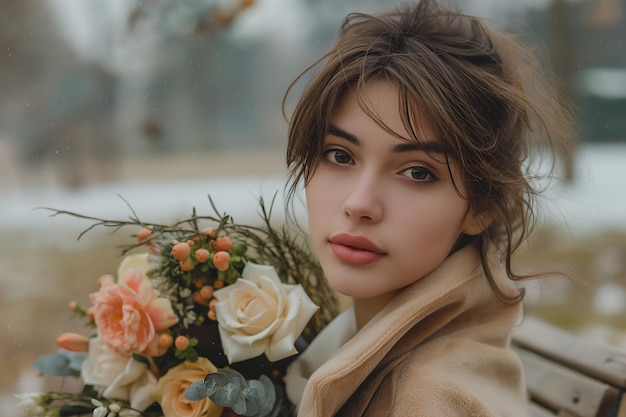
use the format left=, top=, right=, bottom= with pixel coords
left=328, top=233, right=386, bottom=265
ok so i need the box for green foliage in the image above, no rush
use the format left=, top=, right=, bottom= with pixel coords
left=34, top=350, right=86, bottom=377
left=175, top=338, right=200, bottom=362
left=185, top=369, right=280, bottom=417
left=39, top=193, right=339, bottom=341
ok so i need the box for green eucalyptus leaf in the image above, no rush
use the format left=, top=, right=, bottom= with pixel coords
left=63, top=350, right=88, bottom=374
left=33, top=350, right=86, bottom=377
left=201, top=371, right=227, bottom=397
left=184, top=380, right=210, bottom=401
left=194, top=369, right=277, bottom=417
left=255, top=375, right=277, bottom=417
left=241, top=381, right=263, bottom=416
left=205, top=369, right=246, bottom=407
left=231, top=393, right=249, bottom=415
left=185, top=369, right=279, bottom=417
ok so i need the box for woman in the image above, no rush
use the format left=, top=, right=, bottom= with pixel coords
left=283, top=1, right=574, bottom=416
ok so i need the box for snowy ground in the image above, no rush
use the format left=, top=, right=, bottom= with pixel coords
left=537, top=143, right=626, bottom=233
left=1, top=143, right=625, bottom=238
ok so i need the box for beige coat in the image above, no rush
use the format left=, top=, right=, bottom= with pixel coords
left=288, top=243, right=529, bottom=417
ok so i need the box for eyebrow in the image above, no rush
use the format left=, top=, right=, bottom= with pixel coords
left=327, top=123, right=446, bottom=154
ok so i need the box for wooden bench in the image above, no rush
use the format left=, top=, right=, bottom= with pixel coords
left=512, top=316, right=626, bottom=417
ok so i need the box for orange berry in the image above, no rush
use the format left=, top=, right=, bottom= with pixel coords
left=175, top=335, right=190, bottom=350
left=137, top=227, right=152, bottom=242
left=172, top=242, right=191, bottom=261
left=200, top=285, right=214, bottom=300
left=193, top=278, right=205, bottom=289
left=186, top=239, right=195, bottom=246
left=195, top=248, right=210, bottom=263
left=193, top=291, right=208, bottom=305
left=158, top=333, right=174, bottom=348
left=213, top=280, right=225, bottom=289
left=213, top=236, right=233, bottom=251
left=209, top=299, right=218, bottom=311
left=201, top=226, right=217, bottom=238
left=213, top=251, right=230, bottom=271
left=180, top=257, right=195, bottom=272
left=86, top=307, right=95, bottom=320
left=68, top=301, right=78, bottom=312
left=207, top=310, right=217, bottom=321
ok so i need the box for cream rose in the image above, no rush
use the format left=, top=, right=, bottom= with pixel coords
left=214, top=263, right=319, bottom=363
left=153, top=358, right=223, bottom=417
left=81, top=338, right=157, bottom=411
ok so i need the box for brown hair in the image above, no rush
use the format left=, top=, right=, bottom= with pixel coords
left=283, top=0, right=575, bottom=303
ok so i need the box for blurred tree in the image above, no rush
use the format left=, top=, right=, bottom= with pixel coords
left=2, top=0, right=624, bottom=191
left=0, top=0, right=257, bottom=188
left=548, top=0, right=576, bottom=181
left=525, top=0, right=626, bottom=144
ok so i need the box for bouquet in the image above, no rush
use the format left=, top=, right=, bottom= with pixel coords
left=16, top=195, right=338, bottom=417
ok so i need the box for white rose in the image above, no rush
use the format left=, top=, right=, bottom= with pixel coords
left=117, top=253, right=150, bottom=277
left=81, top=338, right=157, bottom=411
left=214, top=263, right=319, bottom=363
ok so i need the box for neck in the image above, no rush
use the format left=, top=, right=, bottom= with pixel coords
left=352, top=291, right=399, bottom=330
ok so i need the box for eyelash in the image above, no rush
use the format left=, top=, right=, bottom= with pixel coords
left=322, top=148, right=438, bottom=183
left=400, top=166, right=437, bottom=182
left=323, top=148, right=353, bottom=165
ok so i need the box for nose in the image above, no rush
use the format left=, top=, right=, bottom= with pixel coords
left=343, top=175, right=383, bottom=223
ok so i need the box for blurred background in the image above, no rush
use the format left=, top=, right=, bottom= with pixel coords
left=1, top=0, right=625, bottom=415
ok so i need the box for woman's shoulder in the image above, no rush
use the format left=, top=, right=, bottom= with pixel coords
left=387, top=336, right=528, bottom=417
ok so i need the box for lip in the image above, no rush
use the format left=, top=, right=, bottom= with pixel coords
left=328, top=233, right=386, bottom=265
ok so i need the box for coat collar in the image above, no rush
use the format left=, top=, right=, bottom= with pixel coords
left=297, top=243, right=520, bottom=416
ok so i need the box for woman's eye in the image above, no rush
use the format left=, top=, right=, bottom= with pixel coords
left=401, top=166, right=436, bottom=182
left=323, top=148, right=353, bottom=165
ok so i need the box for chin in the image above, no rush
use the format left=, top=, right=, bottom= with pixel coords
left=326, top=279, right=377, bottom=299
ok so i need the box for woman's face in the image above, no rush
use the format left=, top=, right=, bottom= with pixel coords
left=305, top=81, right=484, bottom=304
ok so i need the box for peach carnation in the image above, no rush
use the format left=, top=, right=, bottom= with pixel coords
left=89, top=253, right=179, bottom=356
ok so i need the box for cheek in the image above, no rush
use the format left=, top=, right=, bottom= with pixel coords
left=304, top=181, right=324, bottom=241
left=305, top=173, right=345, bottom=257
left=396, top=195, right=469, bottom=247
left=305, top=174, right=335, bottom=223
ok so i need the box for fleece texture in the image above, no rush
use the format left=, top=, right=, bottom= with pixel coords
left=292, top=243, right=528, bottom=417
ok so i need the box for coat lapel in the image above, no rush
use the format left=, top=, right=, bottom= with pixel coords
left=297, top=244, right=519, bottom=417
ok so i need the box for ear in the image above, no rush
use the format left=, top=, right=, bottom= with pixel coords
left=462, top=209, right=493, bottom=236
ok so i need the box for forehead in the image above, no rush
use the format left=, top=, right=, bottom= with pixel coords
left=331, top=80, right=441, bottom=148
